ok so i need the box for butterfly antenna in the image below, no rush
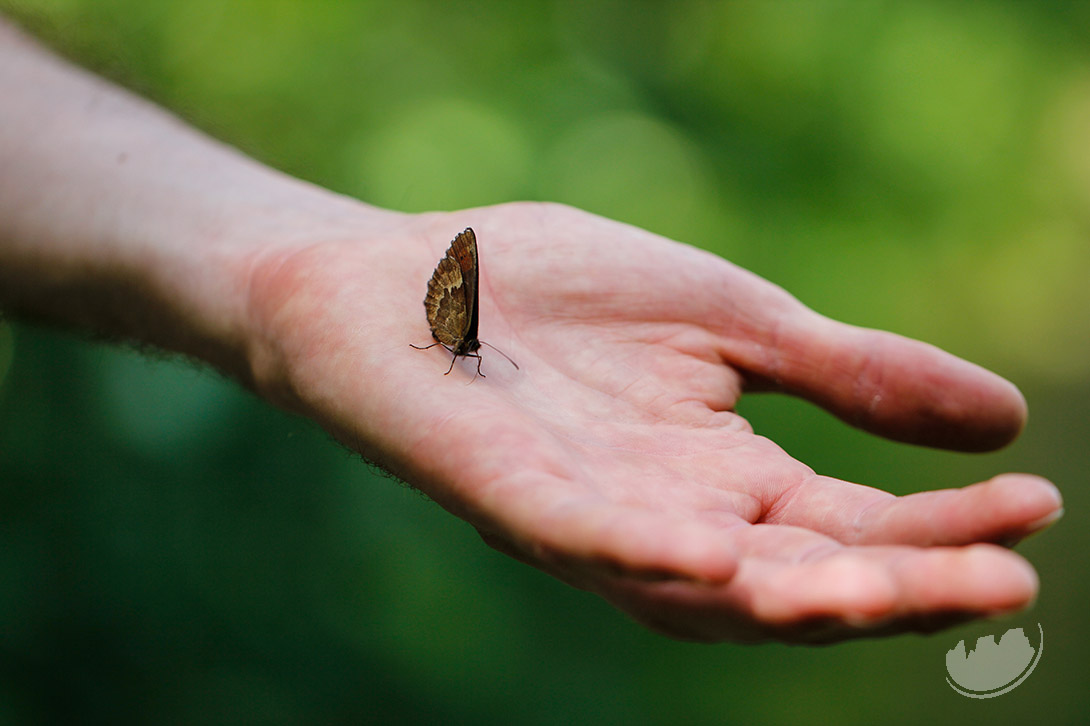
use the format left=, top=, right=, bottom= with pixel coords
left=481, top=341, right=519, bottom=370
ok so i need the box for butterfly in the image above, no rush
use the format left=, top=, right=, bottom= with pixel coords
left=411, top=227, right=518, bottom=378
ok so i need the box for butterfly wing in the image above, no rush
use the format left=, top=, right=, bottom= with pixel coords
left=450, top=228, right=479, bottom=346
left=423, top=228, right=478, bottom=351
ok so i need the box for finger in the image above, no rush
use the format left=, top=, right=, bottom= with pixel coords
left=602, top=540, right=1038, bottom=643
left=728, top=308, right=1027, bottom=451
left=738, top=543, right=1036, bottom=624
left=766, top=473, right=1063, bottom=547
left=851, top=474, right=1063, bottom=546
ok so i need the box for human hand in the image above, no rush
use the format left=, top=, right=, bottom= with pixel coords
left=241, top=201, right=1061, bottom=643
left=0, top=19, right=1059, bottom=644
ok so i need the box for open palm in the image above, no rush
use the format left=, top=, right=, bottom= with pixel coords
left=245, top=202, right=1060, bottom=643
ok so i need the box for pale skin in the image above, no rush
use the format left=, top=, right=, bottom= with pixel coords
left=0, top=20, right=1063, bottom=643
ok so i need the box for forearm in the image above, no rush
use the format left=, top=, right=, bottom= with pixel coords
left=0, top=18, right=386, bottom=381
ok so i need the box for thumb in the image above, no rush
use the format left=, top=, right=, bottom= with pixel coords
left=730, top=309, right=1026, bottom=451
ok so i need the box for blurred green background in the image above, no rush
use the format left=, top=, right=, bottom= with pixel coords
left=1, top=1, right=1087, bottom=723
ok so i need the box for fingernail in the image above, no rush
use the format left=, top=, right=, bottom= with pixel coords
left=1025, top=507, right=1064, bottom=534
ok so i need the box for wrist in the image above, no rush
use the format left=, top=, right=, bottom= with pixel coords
left=0, top=20, right=407, bottom=393
left=152, top=177, right=407, bottom=393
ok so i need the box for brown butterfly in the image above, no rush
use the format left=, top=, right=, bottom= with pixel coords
left=411, top=228, right=518, bottom=377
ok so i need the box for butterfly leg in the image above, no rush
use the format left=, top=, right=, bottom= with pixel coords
left=469, top=352, right=485, bottom=379
left=412, top=341, right=461, bottom=375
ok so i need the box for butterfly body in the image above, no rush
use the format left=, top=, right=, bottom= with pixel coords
left=412, top=228, right=517, bottom=377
